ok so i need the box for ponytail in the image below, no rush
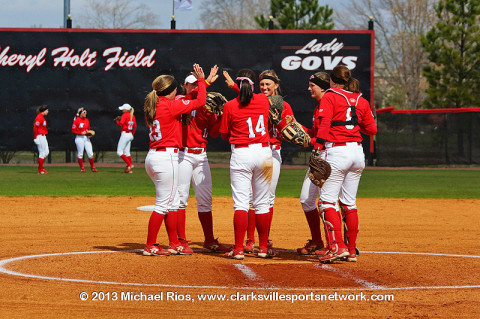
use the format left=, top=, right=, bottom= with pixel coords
left=347, top=77, right=361, bottom=93
left=129, top=107, right=134, bottom=121
left=144, top=90, right=157, bottom=127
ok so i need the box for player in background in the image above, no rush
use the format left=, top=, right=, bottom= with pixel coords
left=33, top=105, right=49, bottom=174
left=142, top=64, right=207, bottom=257
left=294, top=72, right=331, bottom=256
left=175, top=66, right=229, bottom=254
left=115, top=103, right=137, bottom=173
left=224, top=69, right=293, bottom=255
left=314, top=65, right=377, bottom=263
left=219, top=69, right=273, bottom=260
left=72, top=107, right=98, bottom=172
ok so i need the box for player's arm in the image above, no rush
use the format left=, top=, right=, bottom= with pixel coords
left=171, top=79, right=207, bottom=116
left=219, top=102, right=231, bottom=141
left=358, top=99, right=377, bottom=135
left=33, top=118, right=40, bottom=139
left=223, top=71, right=240, bottom=93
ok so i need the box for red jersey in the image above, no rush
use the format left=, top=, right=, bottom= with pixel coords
left=269, top=101, right=294, bottom=146
left=116, top=112, right=137, bottom=135
left=220, top=93, right=270, bottom=145
left=148, top=79, right=207, bottom=149
left=33, top=113, right=48, bottom=139
left=179, top=103, right=220, bottom=148
left=316, top=88, right=377, bottom=144
left=72, top=116, right=90, bottom=135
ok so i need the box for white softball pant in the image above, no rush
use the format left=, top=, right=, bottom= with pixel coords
left=33, top=135, right=49, bottom=158
left=320, top=142, right=365, bottom=211
left=230, top=143, right=273, bottom=215
left=116, top=131, right=134, bottom=157
left=177, top=149, right=212, bottom=212
left=300, top=169, right=321, bottom=212
left=145, top=148, right=180, bottom=214
left=269, top=147, right=282, bottom=207
left=75, top=135, right=94, bottom=159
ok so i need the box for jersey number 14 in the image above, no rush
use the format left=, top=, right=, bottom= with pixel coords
left=246, top=115, right=266, bottom=138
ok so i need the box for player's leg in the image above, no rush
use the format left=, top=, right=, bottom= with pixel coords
left=143, top=150, right=177, bottom=256
left=318, top=148, right=350, bottom=263
left=192, top=154, right=229, bottom=252
left=226, top=148, right=254, bottom=259
left=75, top=136, right=86, bottom=172
left=117, top=132, right=130, bottom=171
left=176, top=151, right=194, bottom=245
left=40, top=136, right=49, bottom=174
left=252, top=147, right=273, bottom=258
left=338, top=144, right=365, bottom=261
left=84, top=138, right=97, bottom=172
left=298, top=171, right=324, bottom=254
left=124, top=133, right=134, bottom=170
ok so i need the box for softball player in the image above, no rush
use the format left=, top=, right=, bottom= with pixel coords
left=115, top=103, right=137, bottom=173
left=33, top=105, right=49, bottom=174
left=72, top=108, right=98, bottom=172
left=175, top=67, right=229, bottom=254
left=219, top=69, right=273, bottom=260
left=314, top=65, right=377, bottom=263
left=143, top=64, right=207, bottom=257
left=244, top=70, right=294, bottom=255
left=296, top=72, right=331, bottom=256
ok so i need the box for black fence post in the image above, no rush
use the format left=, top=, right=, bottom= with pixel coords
left=171, top=16, right=176, bottom=30
left=268, top=16, right=274, bottom=30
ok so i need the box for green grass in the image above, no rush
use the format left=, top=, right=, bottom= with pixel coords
left=0, top=166, right=479, bottom=198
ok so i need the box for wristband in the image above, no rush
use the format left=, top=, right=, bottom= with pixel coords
left=205, top=80, right=211, bottom=86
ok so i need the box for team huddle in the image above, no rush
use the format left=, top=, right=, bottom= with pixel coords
left=33, top=103, right=137, bottom=174
left=33, top=62, right=376, bottom=263
left=140, top=63, right=377, bottom=264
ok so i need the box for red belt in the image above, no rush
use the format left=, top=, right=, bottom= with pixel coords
left=180, top=148, right=205, bottom=154
left=271, top=145, right=281, bottom=151
left=234, top=142, right=270, bottom=149
left=332, top=142, right=361, bottom=147
left=155, top=147, right=178, bottom=153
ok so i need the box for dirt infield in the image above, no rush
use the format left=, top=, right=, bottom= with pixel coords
left=1, top=196, right=479, bottom=318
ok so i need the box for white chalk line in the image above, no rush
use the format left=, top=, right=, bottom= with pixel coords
left=316, top=264, right=386, bottom=290
left=1, top=250, right=480, bottom=291
left=233, top=264, right=260, bottom=282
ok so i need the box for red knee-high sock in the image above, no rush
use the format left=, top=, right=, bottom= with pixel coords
left=342, top=208, right=359, bottom=251
left=38, top=157, right=44, bottom=171
left=267, top=206, right=274, bottom=237
left=321, top=207, right=346, bottom=251
left=304, top=208, right=323, bottom=244
left=77, top=158, right=85, bottom=170
left=176, top=209, right=186, bottom=240
left=255, top=213, right=270, bottom=250
left=146, top=211, right=165, bottom=246
left=165, top=210, right=180, bottom=245
left=127, top=156, right=133, bottom=166
left=88, top=157, right=95, bottom=168
left=234, top=210, right=248, bottom=251
left=246, top=209, right=256, bottom=242
left=198, top=211, right=215, bottom=243
left=120, top=154, right=129, bottom=165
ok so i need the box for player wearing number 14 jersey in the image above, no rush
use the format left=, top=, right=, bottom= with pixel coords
left=219, top=69, right=273, bottom=260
